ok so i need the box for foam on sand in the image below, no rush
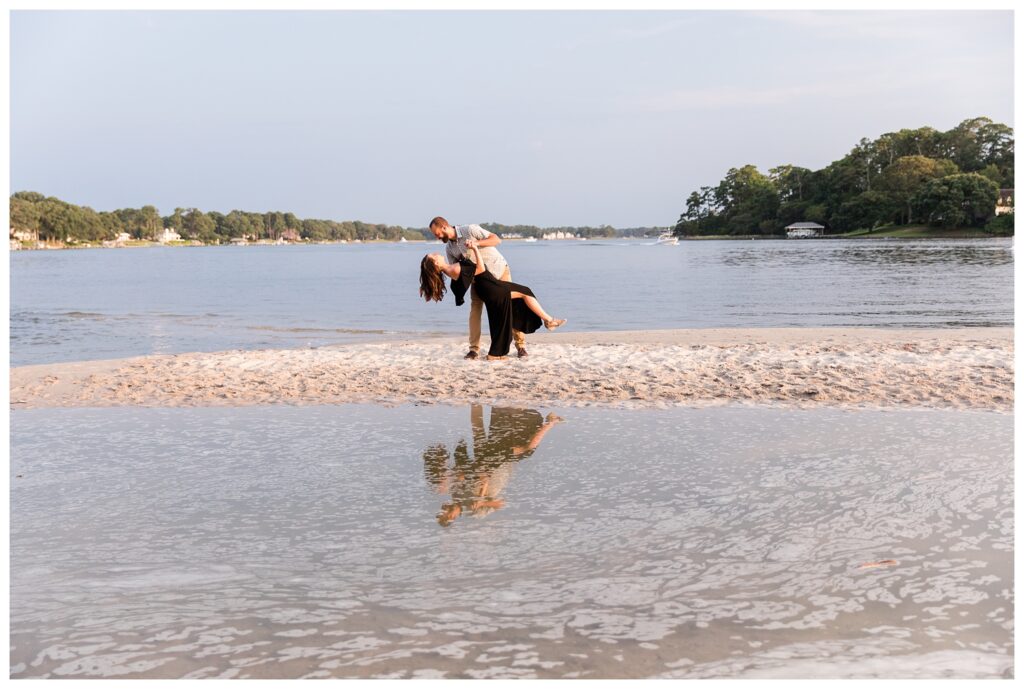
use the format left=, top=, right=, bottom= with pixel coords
left=9, top=328, right=1013, bottom=411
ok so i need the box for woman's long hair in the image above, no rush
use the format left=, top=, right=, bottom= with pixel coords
left=419, top=255, right=447, bottom=302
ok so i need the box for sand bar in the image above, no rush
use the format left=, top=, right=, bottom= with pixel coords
left=9, top=327, right=1014, bottom=411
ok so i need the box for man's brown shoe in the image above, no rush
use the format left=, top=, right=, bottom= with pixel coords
left=464, top=350, right=479, bottom=360
left=516, top=346, right=529, bottom=359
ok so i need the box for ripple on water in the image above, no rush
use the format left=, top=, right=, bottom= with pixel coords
left=9, top=404, right=1013, bottom=679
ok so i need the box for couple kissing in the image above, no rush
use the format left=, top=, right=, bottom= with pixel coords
left=419, top=216, right=566, bottom=360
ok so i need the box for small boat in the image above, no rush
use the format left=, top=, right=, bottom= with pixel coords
left=655, top=233, right=679, bottom=245
left=524, top=237, right=537, bottom=242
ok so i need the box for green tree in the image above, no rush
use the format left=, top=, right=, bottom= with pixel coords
left=848, top=138, right=881, bottom=192
left=878, top=155, right=959, bottom=224
left=99, top=211, right=126, bottom=237
left=37, top=198, right=104, bottom=242
left=207, top=211, right=227, bottom=238
left=914, top=173, right=999, bottom=228
left=832, top=191, right=896, bottom=232
left=802, top=203, right=828, bottom=224
left=37, top=200, right=74, bottom=241
left=776, top=200, right=810, bottom=228
left=942, top=117, right=1013, bottom=175
left=165, top=208, right=185, bottom=234
left=139, top=206, right=161, bottom=239
left=181, top=208, right=217, bottom=242
left=11, top=190, right=46, bottom=204
left=674, top=116, right=1012, bottom=233
left=985, top=213, right=1014, bottom=237
left=10, top=195, right=41, bottom=235
left=715, top=165, right=780, bottom=235
left=769, top=165, right=812, bottom=201
left=978, top=164, right=1002, bottom=185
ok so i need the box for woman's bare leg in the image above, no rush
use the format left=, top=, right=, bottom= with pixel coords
left=510, top=291, right=566, bottom=330
left=510, top=292, right=551, bottom=321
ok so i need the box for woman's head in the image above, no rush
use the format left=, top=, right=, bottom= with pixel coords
left=419, top=253, right=447, bottom=302
left=437, top=502, right=462, bottom=526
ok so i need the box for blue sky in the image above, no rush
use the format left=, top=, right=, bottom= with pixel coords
left=10, top=10, right=1014, bottom=227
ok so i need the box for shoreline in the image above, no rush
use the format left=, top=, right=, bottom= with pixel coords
left=11, top=234, right=1010, bottom=251
left=10, top=327, right=1014, bottom=412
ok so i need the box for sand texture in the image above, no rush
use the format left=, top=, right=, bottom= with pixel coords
left=10, top=328, right=1013, bottom=412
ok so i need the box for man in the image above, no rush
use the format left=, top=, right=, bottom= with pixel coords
left=429, top=216, right=528, bottom=359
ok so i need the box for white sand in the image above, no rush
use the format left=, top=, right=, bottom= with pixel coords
left=9, top=328, right=1013, bottom=411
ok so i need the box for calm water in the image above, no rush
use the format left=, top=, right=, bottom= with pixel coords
left=9, top=238, right=1014, bottom=366
left=10, top=404, right=1012, bottom=678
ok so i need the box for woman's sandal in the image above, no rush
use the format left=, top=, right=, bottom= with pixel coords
left=544, top=318, right=566, bottom=331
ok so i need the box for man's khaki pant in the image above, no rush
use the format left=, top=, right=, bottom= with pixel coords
left=469, top=265, right=526, bottom=353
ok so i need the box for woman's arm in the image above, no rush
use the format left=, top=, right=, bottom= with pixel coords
left=466, top=240, right=485, bottom=276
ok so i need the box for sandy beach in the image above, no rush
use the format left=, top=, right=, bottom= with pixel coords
left=10, top=327, right=1014, bottom=412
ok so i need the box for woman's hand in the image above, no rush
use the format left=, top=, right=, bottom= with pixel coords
left=465, top=239, right=484, bottom=275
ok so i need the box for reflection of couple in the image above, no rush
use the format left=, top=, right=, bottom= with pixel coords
left=422, top=405, right=563, bottom=526
left=419, top=217, right=565, bottom=360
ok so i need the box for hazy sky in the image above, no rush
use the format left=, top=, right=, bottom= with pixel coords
left=10, top=10, right=1014, bottom=227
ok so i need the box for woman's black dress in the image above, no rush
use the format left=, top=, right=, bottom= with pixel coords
left=450, top=258, right=543, bottom=357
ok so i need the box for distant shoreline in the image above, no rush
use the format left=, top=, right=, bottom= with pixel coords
left=10, top=232, right=1008, bottom=251
left=10, top=238, right=432, bottom=251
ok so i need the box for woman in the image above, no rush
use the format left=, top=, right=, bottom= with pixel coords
left=419, top=240, right=566, bottom=359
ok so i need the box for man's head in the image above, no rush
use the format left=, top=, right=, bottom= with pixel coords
left=429, top=216, right=454, bottom=242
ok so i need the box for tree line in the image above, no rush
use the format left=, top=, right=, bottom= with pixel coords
left=9, top=192, right=427, bottom=244
left=9, top=192, right=673, bottom=245
left=674, top=116, right=1014, bottom=236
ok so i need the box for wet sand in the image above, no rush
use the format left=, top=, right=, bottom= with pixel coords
left=9, top=327, right=1014, bottom=411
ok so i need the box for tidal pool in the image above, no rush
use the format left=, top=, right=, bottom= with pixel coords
left=9, top=404, right=1013, bottom=678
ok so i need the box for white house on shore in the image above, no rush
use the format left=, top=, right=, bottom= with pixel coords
left=996, top=189, right=1014, bottom=216
left=156, top=227, right=182, bottom=243
left=786, top=222, right=824, bottom=238
left=11, top=228, right=38, bottom=242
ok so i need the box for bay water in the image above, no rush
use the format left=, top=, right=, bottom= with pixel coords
left=8, top=238, right=1014, bottom=678
left=10, top=404, right=1013, bottom=678
left=9, top=238, right=1014, bottom=366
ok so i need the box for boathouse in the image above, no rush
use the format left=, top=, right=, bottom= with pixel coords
left=785, top=222, right=825, bottom=238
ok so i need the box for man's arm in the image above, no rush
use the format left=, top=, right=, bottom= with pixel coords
left=469, top=224, right=502, bottom=248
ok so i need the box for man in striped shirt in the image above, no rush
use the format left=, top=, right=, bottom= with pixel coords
left=429, top=216, right=528, bottom=359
